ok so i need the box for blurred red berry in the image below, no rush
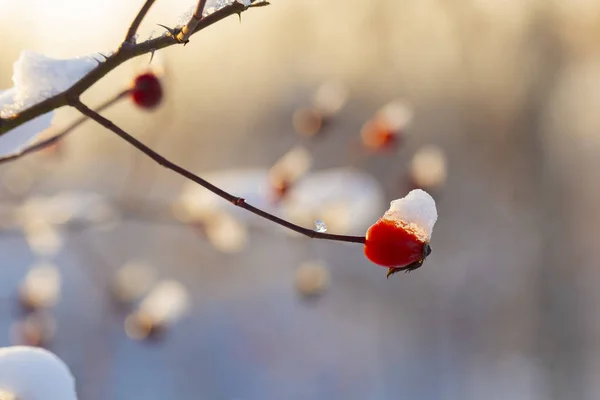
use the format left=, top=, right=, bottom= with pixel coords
left=364, top=218, right=429, bottom=270
left=131, top=72, right=163, bottom=109
left=269, top=176, right=292, bottom=204
left=360, top=118, right=399, bottom=151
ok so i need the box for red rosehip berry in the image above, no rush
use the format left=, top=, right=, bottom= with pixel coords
left=131, top=72, right=163, bottom=109
left=364, top=189, right=437, bottom=278
left=364, top=218, right=428, bottom=266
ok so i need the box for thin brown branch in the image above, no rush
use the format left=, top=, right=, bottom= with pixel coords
left=124, top=0, right=158, bottom=45
left=176, top=0, right=208, bottom=43
left=71, top=99, right=366, bottom=245
left=0, top=1, right=267, bottom=137
left=0, top=90, right=129, bottom=166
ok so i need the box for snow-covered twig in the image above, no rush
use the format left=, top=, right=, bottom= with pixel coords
left=71, top=99, right=366, bottom=244
left=0, top=0, right=268, bottom=136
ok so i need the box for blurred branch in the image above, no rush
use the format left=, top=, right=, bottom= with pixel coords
left=0, top=0, right=268, bottom=136
left=0, top=90, right=129, bottom=166
left=124, top=0, right=158, bottom=45
left=71, top=99, right=366, bottom=244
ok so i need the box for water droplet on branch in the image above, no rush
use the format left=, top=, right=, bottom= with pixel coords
left=314, top=220, right=327, bottom=233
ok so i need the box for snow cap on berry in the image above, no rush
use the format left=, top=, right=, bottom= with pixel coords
left=383, top=189, right=437, bottom=241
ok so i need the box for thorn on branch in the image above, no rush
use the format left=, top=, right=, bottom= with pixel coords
left=92, top=52, right=110, bottom=65
left=157, top=24, right=179, bottom=37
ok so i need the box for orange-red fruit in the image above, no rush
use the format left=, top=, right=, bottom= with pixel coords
left=132, top=72, right=163, bottom=109
left=364, top=218, right=425, bottom=268
left=360, top=118, right=399, bottom=151
left=270, top=178, right=291, bottom=203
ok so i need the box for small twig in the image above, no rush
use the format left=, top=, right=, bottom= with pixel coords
left=176, top=0, right=208, bottom=43
left=124, top=0, right=158, bottom=45
left=71, top=99, right=366, bottom=244
left=0, top=90, right=129, bottom=165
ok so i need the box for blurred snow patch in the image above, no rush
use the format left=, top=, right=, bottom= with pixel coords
left=204, top=211, right=248, bottom=253
left=112, top=261, right=158, bottom=304
left=138, top=280, right=190, bottom=327
left=376, top=99, right=413, bottom=133
left=295, top=260, right=330, bottom=298
left=0, top=89, right=53, bottom=157
left=385, top=189, right=437, bottom=240
left=17, top=191, right=117, bottom=226
left=285, top=168, right=384, bottom=234
left=19, top=262, right=62, bottom=309
left=410, top=145, right=447, bottom=190
left=0, top=346, right=77, bottom=400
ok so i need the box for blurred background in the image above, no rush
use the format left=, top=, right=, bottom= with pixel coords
left=1, top=0, right=600, bottom=398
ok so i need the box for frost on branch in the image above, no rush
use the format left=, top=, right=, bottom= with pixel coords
left=125, top=280, right=190, bottom=340
left=0, top=346, right=77, bottom=400
left=178, top=0, right=264, bottom=24
left=204, top=0, right=259, bottom=14
left=384, top=189, right=438, bottom=241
